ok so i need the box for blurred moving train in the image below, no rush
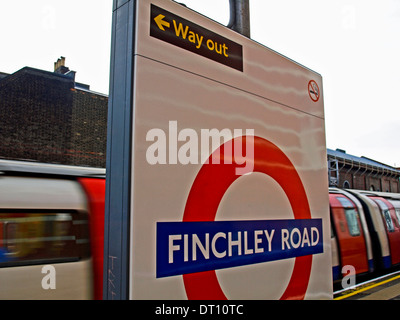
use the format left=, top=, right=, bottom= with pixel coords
left=1, top=159, right=400, bottom=299
left=0, top=159, right=105, bottom=300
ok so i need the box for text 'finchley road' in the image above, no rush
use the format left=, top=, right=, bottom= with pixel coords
left=156, top=219, right=323, bottom=278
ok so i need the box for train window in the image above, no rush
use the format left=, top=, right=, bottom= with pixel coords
left=344, top=209, right=361, bottom=236
left=388, top=200, right=400, bottom=228
left=336, top=197, right=361, bottom=237
left=396, top=209, right=400, bottom=228
left=374, top=199, right=395, bottom=232
left=0, top=211, right=90, bottom=267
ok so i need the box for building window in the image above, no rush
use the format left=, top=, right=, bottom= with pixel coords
left=343, top=180, right=350, bottom=189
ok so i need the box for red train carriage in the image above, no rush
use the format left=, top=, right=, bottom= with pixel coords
left=344, top=190, right=400, bottom=271
left=329, top=188, right=373, bottom=281
left=369, top=196, right=400, bottom=266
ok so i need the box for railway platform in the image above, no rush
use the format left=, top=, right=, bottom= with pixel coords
left=334, top=271, right=400, bottom=300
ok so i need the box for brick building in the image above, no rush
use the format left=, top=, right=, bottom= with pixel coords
left=0, top=58, right=108, bottom=168
left=328, top=148, right=400, bottom=193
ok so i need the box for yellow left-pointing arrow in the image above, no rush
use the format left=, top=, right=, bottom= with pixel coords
left=154, top=14, right=170, bottom=31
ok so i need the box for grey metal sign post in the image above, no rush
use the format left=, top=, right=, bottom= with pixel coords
left=103, top=0, right=135, bottom=300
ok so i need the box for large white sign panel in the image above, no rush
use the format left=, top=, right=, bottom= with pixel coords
left=129, top=0, right=331, bottom=299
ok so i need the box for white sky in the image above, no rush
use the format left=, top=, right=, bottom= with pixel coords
left=1, top=0, right=400, bottom=167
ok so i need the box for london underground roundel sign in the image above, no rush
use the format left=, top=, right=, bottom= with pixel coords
left=156, top=136, right=323, bottom=300
left=112, top=0, right=330, bottom=301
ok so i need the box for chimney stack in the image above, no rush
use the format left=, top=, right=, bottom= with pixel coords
left=54, top=56, right=76, bottom=80
left=54, top=56, right=68, bottom=73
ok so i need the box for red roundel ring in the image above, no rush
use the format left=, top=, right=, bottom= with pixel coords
left=182, top=136, right=312, bottom=300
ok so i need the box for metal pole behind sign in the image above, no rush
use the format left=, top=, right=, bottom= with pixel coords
left=228, top=0, right=250, bottom=38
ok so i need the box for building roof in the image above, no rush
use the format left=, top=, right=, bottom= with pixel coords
left=327, top=148, right=400, bottom=174
left=0, top=72, right=9, bottom=80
